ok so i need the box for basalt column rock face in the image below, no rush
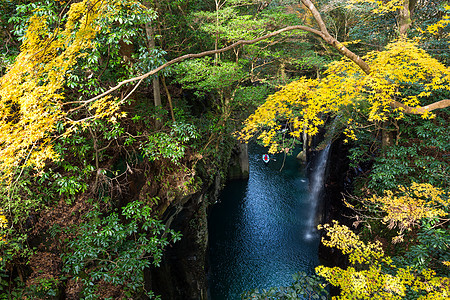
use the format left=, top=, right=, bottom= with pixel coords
left=318, top=138, right=354, bottom=295
left=227, top=143, right=249, bottom=180
left=320, top=139, right=353, bottom=230
left=149, top=175, right=222, bottom=300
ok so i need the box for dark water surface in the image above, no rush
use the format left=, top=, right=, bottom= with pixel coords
left=208, top=144, right=320, bottom=299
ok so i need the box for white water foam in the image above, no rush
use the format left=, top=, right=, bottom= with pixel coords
left=304, top=144, right=331, bottom=240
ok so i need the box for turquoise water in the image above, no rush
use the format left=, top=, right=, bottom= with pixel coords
left=208, top=144, right=321, bottom=299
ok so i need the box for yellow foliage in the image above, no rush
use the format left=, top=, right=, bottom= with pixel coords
left=0, top=210, right=6, bottom=241
left=346, top=0, right=404, bottom=14
left=0, top=0, right=100, bottom=177
left=425, top=5, right=450, bottom=36
left=0, top=0, right=138, bottom=178
left=316, top=221, right=450, bottom=299
left=318, top=221, right=387, bottom=266
left=239, top=78, right=320, bottom=153
left=0, top=212, right=6, bottom=228
left=239, top=39, right=450, bottom=151
left=365, top=183, right=448, bottom=234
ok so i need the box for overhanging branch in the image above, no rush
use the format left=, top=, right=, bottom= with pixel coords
left=81, top=25, right=324, bottom=105
left=78, top=0, right=450, bottom=115
left=300, top=0, right=371, bottom=74
left=391, top=99, right=450, bottom=114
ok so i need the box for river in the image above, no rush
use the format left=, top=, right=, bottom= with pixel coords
left=208, top=144, right=322, bottom=299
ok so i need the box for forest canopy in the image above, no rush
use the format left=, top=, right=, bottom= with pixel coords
left=0, top=0, right=448, bottom=299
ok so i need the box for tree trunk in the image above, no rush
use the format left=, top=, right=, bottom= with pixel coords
left=144, top=2, right=162, bottom=108
left=279, top=62, right=287, bottom=84
left=89, top=1, right=450, bottom=114
left=214, top=0, right=220, bottom=64
left=146, top=24, right=162, bottom=107
left=398, top=0, right=413, bottom=36
left=297, top=126, right=308, bottom=162
left=382, top=127, right=394, bottom=154
left=161, top=75, right=175, bottom=122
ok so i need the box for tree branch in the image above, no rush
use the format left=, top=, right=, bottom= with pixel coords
left=81, top=25, right=324, bottom=105
left=301, top=0, right=330, bottom=35
left=299, top=0, right=448, bottom=113
left=300, top=0, right=371, bottom=74
left=79, top=0, right=449, bottom=115
left=391, top=99, right=450, bottom=114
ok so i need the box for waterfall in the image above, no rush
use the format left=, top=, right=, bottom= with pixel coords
left=304, top=144, right=331, bottom=240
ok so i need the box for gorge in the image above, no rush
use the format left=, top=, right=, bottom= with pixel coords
left=208, top=143, right=332, bottom=299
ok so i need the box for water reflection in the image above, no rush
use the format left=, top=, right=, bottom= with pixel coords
left=208, top=144, right=320, bottom=299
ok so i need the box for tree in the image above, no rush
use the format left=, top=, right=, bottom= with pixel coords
left=0, top=0, right=157, bottom=177
left=0, top=0, right=104, bottom=176
left=1, top=0, right=449, bottom=298
left=238, top=0, right=450, bottom=150
left=239, top=38, right=450, bottom=152
left=316, top=220, right=450, bottom=299
left=86, top=1, right=450, bottom=153
left=143, top=0, right=162, bottom=108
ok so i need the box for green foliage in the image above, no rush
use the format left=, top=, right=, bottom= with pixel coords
left=400, top=223, right=450, bottom=273
left=346, top=2, right=397, bottom=49
left=134, top=48, right=170, bottom=81
left=24, top=277, right=62, bottom=300
left=8, top=0, right=60, bottom=41
left=409, top=1, right=450, bottom=63
left=96, top=0, right=155, bottom=45
left=0, top=227, right=33, bottom=272
left=0, top=0, right=22, bottom=76
left=0, top=165, right=84, bottom=297
left=369, top=145, right=419, bottom=190
left=0, top=275, right=25, bottom=300
left=407, top=115, right=450, bottom=152
left=234, top=85, right=272, bottom=108
left=347, top=127, right=378, bottom=169
left=54, top=175, right=88, bottom=197
left=368, top=117, right=449, bottom=193
left=292, top=49, right=330, bottom=73
left=0, top=174, right=43, bottom=224
left=192, top=1, right=267, bottom=43
left=140, top=121, right=199, bottom=164
left=0, top=225, right=33, bottom=299
left=64, top=0, right=155, bottom=99
left=242, top=272, right=329, bottom=300
left=174, top=57, right=246, bottom=97
left=62, top=200, right=181, bottom=299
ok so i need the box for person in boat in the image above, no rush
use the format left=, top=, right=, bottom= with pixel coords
left=262, top=154, right=270, bottom=163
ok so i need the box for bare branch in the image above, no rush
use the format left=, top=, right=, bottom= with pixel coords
left=301, top=0, right=330, bottom=35
left=300, top=0, right=449, bottom=112
left=79, top=0, right=449, bottom=115
left=300, top=0, right=371, bottom=74
left=391, top=99, right=450, bottom=114
left=82, top=25, right=324, bottom=105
